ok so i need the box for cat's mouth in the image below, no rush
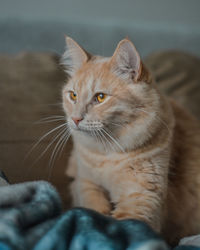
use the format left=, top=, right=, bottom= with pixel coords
left=77, top=124, right=102, bottom=133
left=71, top=120, right=103, bottom=132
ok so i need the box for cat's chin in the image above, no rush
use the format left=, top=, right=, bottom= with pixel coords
left=71, top=126, right=95, bottom=136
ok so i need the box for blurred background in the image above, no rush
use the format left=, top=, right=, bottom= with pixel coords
left=0, top=0, right=200, bottom=57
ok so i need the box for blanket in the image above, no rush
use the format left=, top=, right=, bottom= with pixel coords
left=0, top=173, right=199, bottom=250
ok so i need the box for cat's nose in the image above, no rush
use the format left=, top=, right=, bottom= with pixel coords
left=72, top=117, right=83, bottom=126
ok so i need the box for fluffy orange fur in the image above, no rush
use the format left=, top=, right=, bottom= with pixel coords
left=62, top=37, right=200, bottom=245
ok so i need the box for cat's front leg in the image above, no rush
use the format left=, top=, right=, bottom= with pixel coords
left=111, top=163, right=168, bottom=232
left=112, top=191, right=162, bottom=232
left=73, top=178, right=112, bottom=215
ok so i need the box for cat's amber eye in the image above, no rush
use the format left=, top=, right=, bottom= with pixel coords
left=96, top=93, right=107, bottom=103
left=69, top=91, right=77, bottom=101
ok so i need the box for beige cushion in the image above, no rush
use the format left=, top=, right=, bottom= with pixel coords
left=145, top=51, right=200, bottom=119
left=0, top=52, right=72, bottom=208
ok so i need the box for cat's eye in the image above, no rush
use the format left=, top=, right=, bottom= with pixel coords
left=69, top=91, right=77, bottom=101
left=95, top=93, right=107, bottom=103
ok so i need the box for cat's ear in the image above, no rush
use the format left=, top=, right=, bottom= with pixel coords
left=111, top=39, right=145, bottom=83
left=61, top=36, right=90, bottom=76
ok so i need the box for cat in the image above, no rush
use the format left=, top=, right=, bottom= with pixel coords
left=61, top=36, right=200, bottom=245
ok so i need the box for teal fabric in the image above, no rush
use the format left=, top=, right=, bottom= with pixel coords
left=0, top=179, right=199, bottom=250
left=0, top=181, right=61, bottom=250
left=34, top=208, right=168, bottom=250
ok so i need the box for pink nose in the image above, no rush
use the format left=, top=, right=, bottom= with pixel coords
left=72, top=117, right=83, bottom=126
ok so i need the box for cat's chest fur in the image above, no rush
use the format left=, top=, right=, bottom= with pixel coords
left=77, top=146, right=126, bottom=185
left=76, top=147, right=130, bottom=200
left=74, top=143, right=168, bottom=202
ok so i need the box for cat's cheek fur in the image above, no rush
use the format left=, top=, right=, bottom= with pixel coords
left=62, top=92, right=72, bottom=115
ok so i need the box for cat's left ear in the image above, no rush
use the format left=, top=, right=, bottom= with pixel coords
left=62, top=36, right=90, bottom=77
left=110, top=39, right=149, bottom=83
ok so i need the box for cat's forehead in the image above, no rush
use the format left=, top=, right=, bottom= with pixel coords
left=71, top=74, right=96, bottom=92
left=67, top=59, right=117, bottom=91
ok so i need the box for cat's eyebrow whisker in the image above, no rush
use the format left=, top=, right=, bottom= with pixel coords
left=102, top=128, right=125, bottom=153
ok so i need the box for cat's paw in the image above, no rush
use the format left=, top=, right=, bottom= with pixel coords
left=89, top=203, right=111, bottom=216
left=111, top=209, right=133, bottom=220
left=112, top=209, right=161, bottom=232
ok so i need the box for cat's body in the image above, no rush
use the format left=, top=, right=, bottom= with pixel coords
left=62, top=37, right=200, bottom=245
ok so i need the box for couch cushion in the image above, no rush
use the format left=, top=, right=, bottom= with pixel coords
left=145, top=51, right=200, bottom=119
left=0, top=52, right=72, bottom=208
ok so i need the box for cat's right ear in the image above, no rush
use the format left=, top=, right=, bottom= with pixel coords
left=61, top=36, right=90, bottom=77
left=110, top=39, right=151, bottom=84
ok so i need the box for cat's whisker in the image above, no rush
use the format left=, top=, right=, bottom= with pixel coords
left=91, top=130, right=96, bottom=140
left=35, top=118, right=66, bottom=124
left=36, top=103, right=63, bottom=108
left=33, top=126, right=68, bottom=165
left=92, top=129, right=104, bottom=151
left=101, top=128, right=125, bottom=153
left=48, top=128, right=71, bottom=180
left=98, top=129, right=113, bottom=152
left=135, top=108, right=171, bottom=136
left=109, top=122, right=125, bottom=128
left=58, top=129, right=71, bottom=159
left=24, top=122, right=67, bottom=162
left=35, top=115, right=65, bottom=124
left=93, top=130, right=100, bottom=144
left=25, top=125, right=68, bottom=178
left=102, top=129, right=125, bottom=153
left=43, top=102, right=63, bottom=107
left=38, top=115, right=65, bottom=119
left=96, top=129, right=109, bottom=153
left=92, top=130, right=104, bottom=150
left=92, top=130, right=100, bottom=145
left=100, top=128, right=115, bottom=152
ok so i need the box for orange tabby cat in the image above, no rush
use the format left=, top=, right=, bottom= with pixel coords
left=62, top=36, right=200, bottom=245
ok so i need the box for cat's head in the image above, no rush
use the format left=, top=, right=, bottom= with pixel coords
left=62, top=37, right=162, bottom=151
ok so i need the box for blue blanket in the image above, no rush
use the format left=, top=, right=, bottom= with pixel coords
left=0, top=172, right=199, bottom=250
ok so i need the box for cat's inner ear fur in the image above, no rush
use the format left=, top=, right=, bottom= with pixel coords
left=110, top=39, right=149, bottom=83
left=62, top=36, right=90, bottom=77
